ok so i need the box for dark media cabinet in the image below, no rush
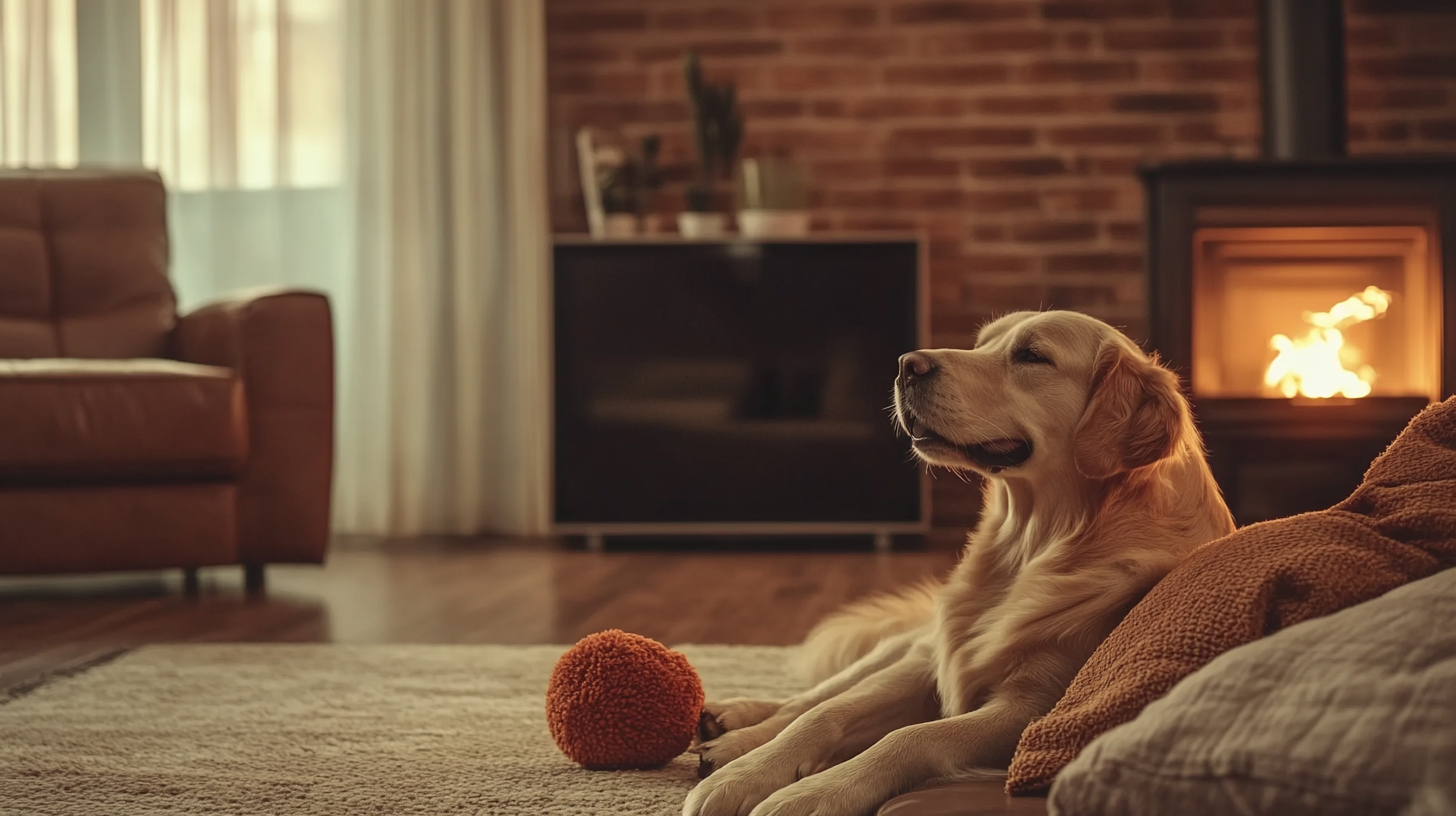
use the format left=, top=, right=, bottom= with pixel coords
left=551, top=235, right=928, bottom=551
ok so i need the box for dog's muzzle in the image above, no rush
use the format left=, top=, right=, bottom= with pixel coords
left=903, top=413, right=1034, bottom=473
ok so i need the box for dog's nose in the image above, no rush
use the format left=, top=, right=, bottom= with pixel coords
left=898, top=352, right=935, bottom=388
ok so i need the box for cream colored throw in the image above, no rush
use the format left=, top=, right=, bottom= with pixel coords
left=0, top=644, right=801, bottom=816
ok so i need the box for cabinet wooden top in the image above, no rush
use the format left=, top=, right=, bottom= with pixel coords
left=552, top=232, right=924, bottom=246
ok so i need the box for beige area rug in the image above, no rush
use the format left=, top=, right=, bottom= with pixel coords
left=0, top=643, right=802, bottom=816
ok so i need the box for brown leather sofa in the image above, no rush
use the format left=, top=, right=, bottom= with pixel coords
left=0, top=169, right=333, bottom=590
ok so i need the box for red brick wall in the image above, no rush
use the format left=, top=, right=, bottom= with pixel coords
left=546, top=0, right=1456, bottom=528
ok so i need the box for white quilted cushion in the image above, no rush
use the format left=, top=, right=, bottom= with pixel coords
left=1049, top=568, right=1456, bottom=816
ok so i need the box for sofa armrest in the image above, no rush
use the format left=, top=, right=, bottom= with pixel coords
left=174, top=287, right=334, bottom=565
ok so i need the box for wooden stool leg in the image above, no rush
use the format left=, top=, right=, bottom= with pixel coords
left=183, top=567, right=201, bottom=596
left=243, top=564, right=266, bottom=595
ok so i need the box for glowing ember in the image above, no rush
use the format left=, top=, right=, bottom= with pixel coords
left=1264, top=286, right=1393, bottom=399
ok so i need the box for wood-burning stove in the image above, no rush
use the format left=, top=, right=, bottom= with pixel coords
left=1144, top=1, right=1456, bottom=523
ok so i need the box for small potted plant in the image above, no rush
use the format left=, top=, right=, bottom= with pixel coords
left=634, top=135, right=664, bottom=233
left=737, top=156, right=810, bottom=238
left=598, top=159, right=638, bottom=237
left=679, top=51, right=743, bottom=239
left=590, top=134, right=663, bottom=238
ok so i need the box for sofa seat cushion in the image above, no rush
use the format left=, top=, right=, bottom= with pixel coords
left=0, top=358, right=246, bottom=482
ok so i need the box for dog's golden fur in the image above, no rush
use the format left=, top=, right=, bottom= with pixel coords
left=684, top=311, right=1235, bottom=816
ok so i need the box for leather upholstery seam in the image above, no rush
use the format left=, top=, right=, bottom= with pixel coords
left=38, top=179, right=65, bottom=356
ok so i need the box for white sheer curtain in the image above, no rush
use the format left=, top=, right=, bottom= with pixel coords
left=140, top=0, right=344, bottom=191
left=340, top=0, right=551, bottom=535
left=17, top=0, right=552, bottom=537
left=0, top=0, right=76, bottom=165
left=137, top=0, right=349, bottom=309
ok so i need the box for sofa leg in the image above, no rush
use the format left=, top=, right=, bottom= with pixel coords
left=183, top=567, right=200, bottom=596
left=243, top=564, right=266, bottom=595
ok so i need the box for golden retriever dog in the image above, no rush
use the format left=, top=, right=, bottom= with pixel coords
left=683, top=310, right=1235, bottom=816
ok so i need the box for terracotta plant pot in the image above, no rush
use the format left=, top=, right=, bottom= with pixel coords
left=602, top=213, right=639, bottom=237
left=677, top=212, right=729, bottom=239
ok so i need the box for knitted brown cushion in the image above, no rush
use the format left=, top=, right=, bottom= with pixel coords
left=1005, top=396, right=1456, bottom=795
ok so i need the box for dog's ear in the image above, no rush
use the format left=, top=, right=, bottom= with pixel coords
left=1073, top=343, right=1187, bottom=479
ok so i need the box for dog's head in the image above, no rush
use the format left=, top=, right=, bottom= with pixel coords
left=893, top=311, right=1189, bottom=480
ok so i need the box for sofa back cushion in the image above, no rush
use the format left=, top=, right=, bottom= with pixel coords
left=0, top=170, right=176, bottom=359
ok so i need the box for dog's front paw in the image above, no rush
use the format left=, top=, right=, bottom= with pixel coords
left=692, top=721, right=780, bottom=777
left=697, top=698, right=783, bottom=743
left=683, top=750, right=798, bottom=816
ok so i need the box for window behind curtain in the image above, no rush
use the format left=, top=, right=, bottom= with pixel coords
left=140, top=0, right=343, bottom=191
left=0, top=0, right=342, bottom=187
left=0, top=0, right=77, bottom=167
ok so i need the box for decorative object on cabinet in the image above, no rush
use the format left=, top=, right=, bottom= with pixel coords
left=737, top=157, right=810, bottom=239
left=679, top=50, right=742, bottom=239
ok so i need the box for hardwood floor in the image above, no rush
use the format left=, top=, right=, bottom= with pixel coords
left=1, top=532, right=1050, bottom=815
left=0, top=533, right=964, bottom=695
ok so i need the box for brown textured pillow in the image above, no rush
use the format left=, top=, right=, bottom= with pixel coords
left=1006, top=396, right=1456, bottom=795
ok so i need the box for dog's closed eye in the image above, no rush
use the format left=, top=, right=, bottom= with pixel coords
left=1012, top=345, right=1053, bottom=366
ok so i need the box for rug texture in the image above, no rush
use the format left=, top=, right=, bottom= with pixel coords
left=0, top=643, right=802, bottom=816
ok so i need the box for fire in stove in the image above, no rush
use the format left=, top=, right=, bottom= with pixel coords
left=1264, top=286, right=1393, bottom=399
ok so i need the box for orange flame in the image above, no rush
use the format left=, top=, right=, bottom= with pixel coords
left=1264, top=286, right=1392, bottom=399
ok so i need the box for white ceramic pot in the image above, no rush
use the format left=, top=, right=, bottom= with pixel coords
left=602, top=213, right=639, bottom=237
left=677, top=211, right=729, bottom=239
left=737, top=209, right=811, bottom=239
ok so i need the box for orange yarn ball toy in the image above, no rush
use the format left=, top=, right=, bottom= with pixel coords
left=546, top=630, right=705, bottom=770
